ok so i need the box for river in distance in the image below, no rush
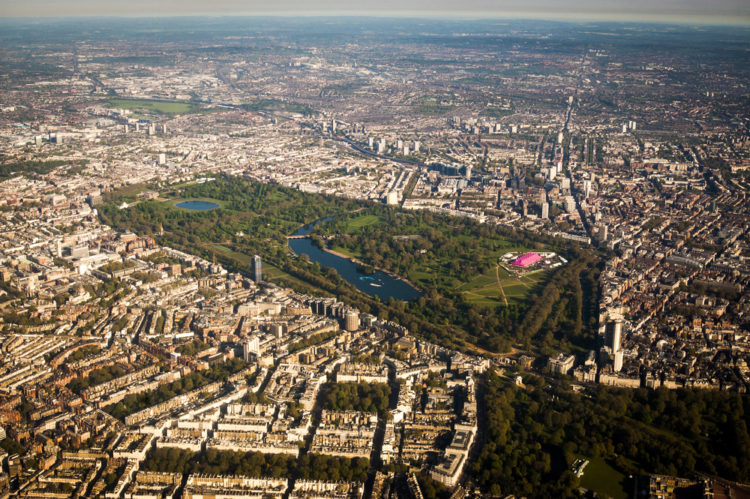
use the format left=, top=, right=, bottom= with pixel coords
left=289, top=219, right=422, bottom=302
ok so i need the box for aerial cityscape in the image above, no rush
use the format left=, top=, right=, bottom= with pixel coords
left=0, top=9, right=748, bottom=499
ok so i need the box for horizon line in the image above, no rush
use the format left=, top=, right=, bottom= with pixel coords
left=0, top=12, right=749, bottom=28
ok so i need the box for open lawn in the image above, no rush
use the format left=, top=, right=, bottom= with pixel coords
left=458, top=264, right=550, bottom=308
left=330, top=245, right=358, bottom=259
left=109, top=182, right=148, bottom=200
left=108, top=98, right=200, bottom=115
left=211, top=244, right=254, bottom=266
left=578, top=456, right=628, bottom=499
left=345, top=214, right=382, bottom=231
left=261, top=262, right=319, bottom=292
left=417, top=96, right=455, bottom=115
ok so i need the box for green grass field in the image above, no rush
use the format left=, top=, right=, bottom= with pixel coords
left=417, top=96, right=455, bottom=115
left=457, top=261, right=550, bottom=308
left=112, top=182, right=148, bottom=200
left=456, top=270, right=498, bottom=306
left=578, top=456, right=628, bottom=499
left=108, top=98, right=200, bottom=115
left=330, top=245, right=358, bottom=259
left=345, top=214, right=382, bottom=231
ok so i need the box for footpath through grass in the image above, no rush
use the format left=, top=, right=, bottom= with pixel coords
left=457, top=264, right=549, bottom=308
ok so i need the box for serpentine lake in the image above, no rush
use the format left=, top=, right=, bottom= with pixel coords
left=289, top=220, right=422, bottom=301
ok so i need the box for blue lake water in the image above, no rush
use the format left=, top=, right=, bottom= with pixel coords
left=289, top=220, right=422, bottom=302
left=176, top=200, right=220, bottom=211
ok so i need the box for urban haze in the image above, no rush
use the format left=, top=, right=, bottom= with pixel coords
left=0, top=11, right=748, bottom=499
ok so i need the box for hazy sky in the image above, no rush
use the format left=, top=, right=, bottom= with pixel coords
left=1, top=0, right=749, bottom=25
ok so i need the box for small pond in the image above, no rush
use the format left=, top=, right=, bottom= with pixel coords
left=176, top=200, right=220, bottom=211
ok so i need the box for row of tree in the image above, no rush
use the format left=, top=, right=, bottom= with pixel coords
left=68, top=364, right=127, bottom=394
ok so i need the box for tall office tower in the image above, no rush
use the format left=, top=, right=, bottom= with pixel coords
left=465, top=165, right=472, bottom=180
left=368, top=137, right=374, bottom=149
left=557, top=131, right=564, bottom=144
left=403, top=146, right=409, bottom=156
left=158, top=153, right=166, bottom=165
left=542, top=202, right=549, bottom=220
left=331, top=119, right=337, bottom=132
left=413, top=141, right=421, bottom=153
left=622, top=124, right=628, bottom=133
left=378, top=139, right=386, bottom=154
left=606, top=320, right=623, bottom=353
left=252, top=255, right=262, bottom=283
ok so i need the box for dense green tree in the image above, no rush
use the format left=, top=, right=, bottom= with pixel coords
left=320, top=382, right=391, bottom=413
left=474, top=371, right=750, bottom=498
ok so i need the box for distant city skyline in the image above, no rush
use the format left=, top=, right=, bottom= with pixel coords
left=1, top=0, right=749, bottom=25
